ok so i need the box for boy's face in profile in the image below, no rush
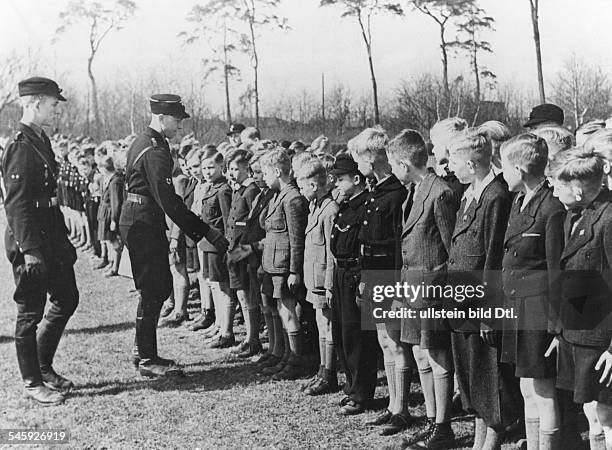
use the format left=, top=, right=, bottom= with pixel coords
left=335, top=173, right=358, bottom=198
left=296, top=176, right=317, bottom=202
left=431, top=135, right=449, bottom=165
left=261, top=165, right=280, bottom=189
left=500, top=153, right=522, bottom=192
left=388, top=155, right=409, bottom=185
left=352, top=151, right=373, bottom=177
left=552, top=178, right=582, bottom=210
left=250, top=162, right=265, bottom=187
left=448, top=151, right=473, bottom=184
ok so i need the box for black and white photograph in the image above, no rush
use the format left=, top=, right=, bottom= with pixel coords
left=2, top=0, right=612, bottom=448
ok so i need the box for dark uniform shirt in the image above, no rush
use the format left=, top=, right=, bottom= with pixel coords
left=358, top=174, right=407, bottom=270
left=119, top=127, right=209, bottom=243
left=2, top=123, right=71, bottom=257
left=331, top=190, right=369, bottom=259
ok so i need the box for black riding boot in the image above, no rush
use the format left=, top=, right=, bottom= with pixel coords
left=16, top=335, right=65, bottom=406
left=37, top=320, right=74, bottom=392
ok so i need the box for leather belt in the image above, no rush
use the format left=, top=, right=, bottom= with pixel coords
left=360, top=243, right=392, bottom=258
left=126, top=192, right=153, bottom=205
left=335, top=257, right=360, bottom=269
left=32, top=197, right=58, bottom=208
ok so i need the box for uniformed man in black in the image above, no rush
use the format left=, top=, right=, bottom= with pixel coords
left=2, top=77, right=78, bottom=406
left=119, top=94, right=229, bottom=378
left=329, top=154, right=380, bottom=414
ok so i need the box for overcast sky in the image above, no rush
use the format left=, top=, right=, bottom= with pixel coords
left=3, top=0, right=611, bottom=113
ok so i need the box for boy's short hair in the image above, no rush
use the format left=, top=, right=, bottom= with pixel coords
left=430, top=117, right=468, bottom=143
left=202, top=146, right=224, bottom=165
left=500, top=133, right=548, bottom=176
left=448, top=128, right=492, bottom=167
left=185, top=147, right=203, bottom=163
left=348, top=127, right=388, bottom=162
left=99, top=155, right=115, bottom=172
left=584, top=128, right=612, bottom=162
left=316, top=153, right=336, bottom=174
left=260, top=148, right=292, bottom=176
left=241, top=127, right=261, bottom=141
left=533, top=126, right=574, bottom=153
left=226, top=148, right=252, bottom=167
left=296, top=158, right=327, bottom=186
left=477, top=121, right=511, bottom=144
left=249, top=150, right=265, bottom=167
left=575, top=119, right=606, bottom=145
left=387, top=129, right=428, bottom=169
left=310, top=135, right=330, bottom=154
left=292, top=151, right=318, bottom=173
left=548, top=147, right=605, bottom=189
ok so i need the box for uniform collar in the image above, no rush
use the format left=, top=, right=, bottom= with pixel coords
left=463, top=170, right=495, bottom=204
left=347, top=189, right=368, bottom=209
left=519, top=180, right=546, bottom=212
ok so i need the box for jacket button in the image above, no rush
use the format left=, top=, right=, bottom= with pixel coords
left=510, top=289, right=516, bottom=295
left=510, top=270, right=514, bottom=275
left=502, top=268, right=505, bottom=272
left=504, top=247, right=509, bottom=253
left=363, top=220, right=368, bottom=225
left=513, top=251, right=517, bottom=257
left=367, top=209, right=371, bottom=213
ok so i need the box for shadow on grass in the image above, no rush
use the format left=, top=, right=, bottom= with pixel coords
left=0, top=335, right=14, bottom=344
left=65, top=321, right=133, bottom=336
left=72, top=360, right=268, bottom=398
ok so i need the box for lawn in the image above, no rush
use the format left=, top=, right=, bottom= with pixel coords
left=0, top=209, right=528, bottom=450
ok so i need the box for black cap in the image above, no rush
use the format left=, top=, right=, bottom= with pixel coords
left=149, top=94, right=190, bottom=119
left=330, top=153, right=362, bottom=176
left=227, top=123, right=245, bottom=136
left=18, top=77, right=66, bottom=101
left=524, top=103, right=564, bottom=128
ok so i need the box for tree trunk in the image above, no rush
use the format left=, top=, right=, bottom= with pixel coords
left=440, top=25, right=450, bottom=103
left=247, top=2, right=260, bottom=129
left=472, top=36, right=481, bottom=103
left=367, top=49, right=380, bottom=125
left=223, top=22, right=232, bottom=125
left=529, top=0, right=546, bottom=103
left=87, top=54, right=100, bottom=139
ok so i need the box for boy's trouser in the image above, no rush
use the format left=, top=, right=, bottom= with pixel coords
left=331, top=264, right=378, bottom=404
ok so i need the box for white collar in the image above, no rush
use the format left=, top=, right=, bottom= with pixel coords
left=463, top=170, right=495, bottom=204
left=520, top=180, right=546, bottom=212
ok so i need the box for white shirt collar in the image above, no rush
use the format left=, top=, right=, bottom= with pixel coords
left=520, top=180, right=546, bottom=212
left=463, top=170, right=495, bottom=204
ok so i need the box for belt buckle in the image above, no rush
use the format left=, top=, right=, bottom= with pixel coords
left=35, top=200, right=39, bottom=208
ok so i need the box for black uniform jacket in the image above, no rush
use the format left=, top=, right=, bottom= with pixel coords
left=119, top=127, right=209, bottom=243
left=2, top=123, right=75, bottom=264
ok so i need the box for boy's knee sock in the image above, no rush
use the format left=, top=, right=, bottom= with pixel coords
left=539, top=427, right=559, bottom=450
left=247, top=308, right=260, bottom=343
left=473, top=417, right=487, bottom=450
left=262, top=311, right=274, bottom=352
left=589, top=433, right=606, bottom=450
left=394, top=366, right=412, bottom=416
left=318, top=337, right=326, bottom=367
left=272, top=315, right=284, bottom=357
left=384, top=361, right=396, bottom=411
left=288, top=330, right=302, bottom=357
left=324, top=339, right=336, bottom=383
left=525, top=418, right=539, bottom=450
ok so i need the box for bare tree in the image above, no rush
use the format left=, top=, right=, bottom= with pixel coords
left=448, top=4, right=495, bottom=103
left=411, top=0, right=473, bottom=101
left=528, top=0, right=545, bottom=103
left=180, top=2, right=247, bottom=125
left=55, top=0, right=136, bottom=138
left=321, top=0, right=402, bottom=125
left=551, top=54, right=611, bottom=129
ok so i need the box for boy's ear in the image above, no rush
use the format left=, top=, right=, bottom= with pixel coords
left=604, top=161, right=611, bottom=175
left=274, top=167, right=281, bottom=178
left=466, top=159, right=476, bottom=173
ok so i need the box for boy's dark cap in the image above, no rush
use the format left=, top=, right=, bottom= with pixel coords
left=330, top=153, right=363, bottom=177
left=19, top=77, right=66, bottom=101
left=524, top=103, right=564, bottom=128
left=227, top=123, right=246, bottom=136
left=150, top=94, right=190, bottom=119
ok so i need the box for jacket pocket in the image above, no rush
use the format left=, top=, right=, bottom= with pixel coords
left=272, top=241, right=290, bottom=270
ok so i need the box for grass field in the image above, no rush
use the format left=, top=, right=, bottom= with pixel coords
left=0, top=209, right=534, bottom=449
